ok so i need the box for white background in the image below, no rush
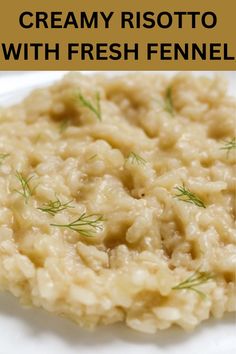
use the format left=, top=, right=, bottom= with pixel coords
left=0, top=71, right=235, bottom=354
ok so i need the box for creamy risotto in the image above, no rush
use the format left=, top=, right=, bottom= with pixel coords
left=0, top=73, right=235, bottom=333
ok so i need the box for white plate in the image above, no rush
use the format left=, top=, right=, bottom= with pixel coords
left=0, top=71, right=235, bottom=354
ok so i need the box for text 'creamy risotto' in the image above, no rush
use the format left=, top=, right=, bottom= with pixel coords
left=0, top=73, right=235, bottom=333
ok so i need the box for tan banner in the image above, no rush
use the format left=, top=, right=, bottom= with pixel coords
left=0, top=0, right=235, bottom=70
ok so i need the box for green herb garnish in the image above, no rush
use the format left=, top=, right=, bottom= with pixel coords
left=59, top=119, right=70, bottom=133
left=164, top=87, right=174, bottom=116
left=87, top=154, right=98, bottom=161
left=220, top=137, right=236, bottom=157
left=15, top=171, right=36, bottom=204
left=38, top=196, right=74, bottom=216
left=126, top=152, right=147, bottom=166
left=51, top=213, right=104, bottom=237
left=78, top=91, right=101, bottom=121
left=172, top=269, right=214, bottom=298
left=0, top=153, right=10, bottom=165
left=174, top=184, right=206, bottom=208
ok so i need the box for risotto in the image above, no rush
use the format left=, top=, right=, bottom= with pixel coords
left=0, top=73, right=235, bottom=333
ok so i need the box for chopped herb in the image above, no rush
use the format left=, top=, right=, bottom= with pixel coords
left=51, top=213, right=104, bottom=237
left=59, top=119, right=70, bottom=133
left=174, top=184, right=206, bottom=208
left=15, top=171, right=36, bottom=204
left=78, top=91, right=101, bottom=121
left=0, top=153, right=10, bottom=165
left=220, top=137, right=236, bottom=157
left=38, top=196, right=74, bottom=216
left=87, top=154, right=98, bottom=161
left=164, top=87, right=174, bottom=116
left=126, top=152, right=147, bottom=166
left=172, top=269, right=214, bottom=298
